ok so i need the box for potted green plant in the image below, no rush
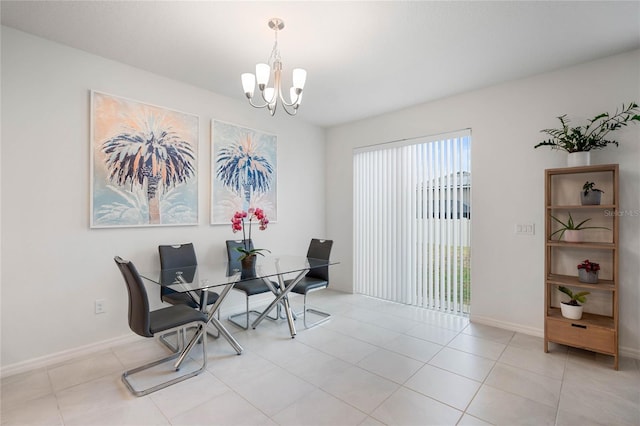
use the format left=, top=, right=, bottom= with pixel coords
left=577, top=259, right=600, bottom=284
left=558, top=286, right=590, bottom=320
left=550, top=212, right=609, bottom=242
left=534, top=102, right=640, bottom=166
left=581, top=181, right=603, bottom=205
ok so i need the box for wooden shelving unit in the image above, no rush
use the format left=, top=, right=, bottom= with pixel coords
left=543, top=164, right=619, bottom=369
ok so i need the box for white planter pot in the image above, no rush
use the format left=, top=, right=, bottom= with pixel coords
left=567, top=152, right=591, bottom=167
left=564, top=230, right=583, bottom=242
left=560, top=302, right=583, bottom=320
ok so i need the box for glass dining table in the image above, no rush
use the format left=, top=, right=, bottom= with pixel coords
left=140, top=255, right=338, bottom=367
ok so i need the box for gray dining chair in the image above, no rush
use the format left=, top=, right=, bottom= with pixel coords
left=159, top=243, right=201, bottom=307
left=285, top=238, right=334, bottom=328
left=114, top=256, right=208, bottom=396
left=226, top=239, right=280, bottom=329
left=158, top=243, right=219, bottom=349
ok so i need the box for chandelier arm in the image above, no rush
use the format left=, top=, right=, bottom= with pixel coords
left=259, top=89, right=274, bottom=105
left=277, top=90, right=299, bottom=116
left=273, top=61, right=301, bottom=109
left=280, top=104, right=299, bottom=116
left=277, top=88, right=302, bottom=108
left=247, top=97, right=270, bottom=109
left=275, top=80, right=297, bottom=108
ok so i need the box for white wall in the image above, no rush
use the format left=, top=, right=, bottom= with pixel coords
left=1, top=27, right=327, bottom=371
left=326, top=49, right=640, bottom=357
left=3, top=26, right=639, bottom=373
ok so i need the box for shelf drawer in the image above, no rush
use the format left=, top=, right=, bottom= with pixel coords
left=547, top=317, right=615, bottom=354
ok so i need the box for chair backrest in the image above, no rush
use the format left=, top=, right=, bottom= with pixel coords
left=158, top=243, right=197, bottom=297
left=158, top=243, right=197, bottom=269
left=226, top=239, right=253, bottom=273
left=114, top=256, right=152, bottom=338
left=306, top=239, right=333, bottom=281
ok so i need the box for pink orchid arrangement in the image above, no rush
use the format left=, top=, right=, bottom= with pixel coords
left=577, top=259, right=600, bottom=273
left=231, top=207, right=270, bottom=259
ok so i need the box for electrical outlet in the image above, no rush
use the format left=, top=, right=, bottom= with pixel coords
left=95, top=299, right=106, bottom=314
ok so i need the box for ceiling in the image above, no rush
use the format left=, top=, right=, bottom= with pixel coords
left=2, top=1, right=639, bottom=128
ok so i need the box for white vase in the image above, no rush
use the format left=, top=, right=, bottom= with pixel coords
left=560, top=302, right=583, bottom=320
left=567, top=152, right=591, bottom=167
left=564, top=230, right=583, bottom=242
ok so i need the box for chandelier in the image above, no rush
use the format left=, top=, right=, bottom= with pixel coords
left=241, top=18, right=307, bottom=116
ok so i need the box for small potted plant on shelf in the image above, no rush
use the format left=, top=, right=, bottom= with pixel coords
left=550, top=212, right=609, bottom=242
left=534, top=102, right=640, bottom=167
left=558, top=286, right=590, bottom=320
left=581, top=181, right=603, bottom=206
left=577, top=259, right=600, bottom=284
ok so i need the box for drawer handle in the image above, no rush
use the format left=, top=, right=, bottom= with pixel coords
left=571, top=323, right=587, bottom=329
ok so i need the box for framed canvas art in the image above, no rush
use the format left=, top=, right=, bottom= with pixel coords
left=211, top=120, right=277, bottom=224
left=91, top=91, right=199, bottom=228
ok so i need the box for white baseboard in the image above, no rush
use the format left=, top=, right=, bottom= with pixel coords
left=469, top=314, right=544, bottom=338
left=1, top=294, right=286, bottom=379
left=0, top=333, right=141, bottom=379
left=619, top=346, right=640, bottom=360
left=470, top=314, right=640, bottom=360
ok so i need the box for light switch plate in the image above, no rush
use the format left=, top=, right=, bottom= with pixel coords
left=515, top=223, right=535, bottom=235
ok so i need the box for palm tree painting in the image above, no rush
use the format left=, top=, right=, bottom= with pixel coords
left=91, top=92, right=198, bottom=227
left=212, top=121, right=277, bottom=224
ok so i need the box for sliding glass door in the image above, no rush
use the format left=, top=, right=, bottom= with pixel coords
left=353, top=130, right=471, bottom=314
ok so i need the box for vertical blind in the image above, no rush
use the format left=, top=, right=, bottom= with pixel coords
left=353, top=130, right=471, bottom=313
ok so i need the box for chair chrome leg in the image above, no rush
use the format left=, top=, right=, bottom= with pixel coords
left=160, top=307, right=221, bottom=350
left=301, top=291, right=331, bottom=329
left=228, top=296, right=252, bottom=330
left=160, top=324, right=218, bottom=351
left=159, top=329, right=183, bottom=353
left=228, top=296, right=279, bottom=330
left=122, top=324, right=208, bottom=397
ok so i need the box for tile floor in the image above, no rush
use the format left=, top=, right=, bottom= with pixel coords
left=2, top=291, right=639, bottom=425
